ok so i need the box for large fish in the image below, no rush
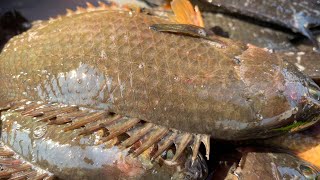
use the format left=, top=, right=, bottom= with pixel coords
left=0, top=108, right=208, bottom=179
left=0, top=0, right=320, bottom=179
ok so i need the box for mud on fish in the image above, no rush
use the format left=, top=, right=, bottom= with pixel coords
left=0, top=0, right=320, bottom=179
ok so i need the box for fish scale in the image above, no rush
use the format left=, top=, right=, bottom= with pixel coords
left=0, top=100, right=208, bottom=179
left=0, top=8, right=320, bottom=140
left=1, top=1, right=320, bottom=179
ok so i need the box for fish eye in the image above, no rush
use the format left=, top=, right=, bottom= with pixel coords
left=307, top=82, right=320, bottom=101
left=299, top=164, right=319, bottom=179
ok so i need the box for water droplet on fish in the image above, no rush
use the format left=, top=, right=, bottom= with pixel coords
left=152, top=169, right=158, bottom=174
left=138, top=63, right=144, bottom=69
left=77, top=79, right=82, bottom=84
left=256, top=113, right=263, bottom=120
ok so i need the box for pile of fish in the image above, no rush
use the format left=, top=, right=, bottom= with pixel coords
left=0, top=0, right=319, bottom=179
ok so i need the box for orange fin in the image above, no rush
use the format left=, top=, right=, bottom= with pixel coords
left=297, top=145, right=320, bottom=169
left=170, top=0, right=204, bottom=27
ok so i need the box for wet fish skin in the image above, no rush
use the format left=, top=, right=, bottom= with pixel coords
left=0, top=109, right=208, bottom=180
left=0, top=10, right=319, bottom=140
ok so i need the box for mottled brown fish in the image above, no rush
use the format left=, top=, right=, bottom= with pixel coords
left=0, top=108, right=208, bottom=179
left=0, top=0, right=320, bottom=179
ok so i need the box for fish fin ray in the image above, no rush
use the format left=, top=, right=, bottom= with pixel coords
left=6, top=100, right=211, bottom=162
left=170, top=0, right=204, bottom=27
left=62, top=1, right=139, bottom=18
left=0, top=145, right=51, bottom=179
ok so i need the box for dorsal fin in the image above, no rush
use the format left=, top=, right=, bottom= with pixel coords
left=63, top=1, right=142, bottom=18
left=170, top=0, right=204, bottom=27
left=2, top=100, right=211, bottom=163
left=150, top=0, right=226, bottom=48
left=64, top=1, right=114, bottom=17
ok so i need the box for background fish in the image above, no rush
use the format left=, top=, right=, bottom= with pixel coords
left=201, top=0, right=320, bottom=50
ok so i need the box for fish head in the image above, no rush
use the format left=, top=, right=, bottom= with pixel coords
left=269, top=60, right=320, bottom=134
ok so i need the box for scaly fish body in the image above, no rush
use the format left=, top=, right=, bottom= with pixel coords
left=0, top=9, right=319, bottom=140
left=0, top=109, right=207, bottom=179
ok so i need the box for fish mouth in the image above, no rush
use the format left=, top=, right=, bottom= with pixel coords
left=282, top=80, right=320, bottom=133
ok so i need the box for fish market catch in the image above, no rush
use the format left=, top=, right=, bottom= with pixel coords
left=1, top=0, right=320, bottom=179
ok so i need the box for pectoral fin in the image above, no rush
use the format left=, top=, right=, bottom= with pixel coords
left=150, top=23, right=210, bottom=37
left=150, top=23, right=226, bottom=47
